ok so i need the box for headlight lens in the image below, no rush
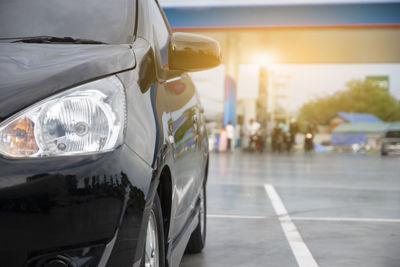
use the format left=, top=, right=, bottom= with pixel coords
left=0, top=76, right=126, bottom=158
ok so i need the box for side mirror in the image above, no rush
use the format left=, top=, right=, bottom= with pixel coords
left=169, top=32, right=221, bottom=72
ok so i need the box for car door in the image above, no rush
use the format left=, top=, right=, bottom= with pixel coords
left=165, top=75, right=201, bottom=226
left=164, top=75, right=200, bottom=231
left=144, top=0, right=200, bottom=241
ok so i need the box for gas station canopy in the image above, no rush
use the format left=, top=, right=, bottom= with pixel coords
left=163, top=2, right=400, bottom=63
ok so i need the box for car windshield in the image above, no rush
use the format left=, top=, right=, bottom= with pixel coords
left=386, top=130, right=400, bottom=138
left=0, top=0, right=136, bottom=44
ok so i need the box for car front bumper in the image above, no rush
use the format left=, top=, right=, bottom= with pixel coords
left=0, top=145, right=153, bottom=267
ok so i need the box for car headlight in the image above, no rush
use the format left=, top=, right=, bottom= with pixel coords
left=0, top=76, right=126, bottom=158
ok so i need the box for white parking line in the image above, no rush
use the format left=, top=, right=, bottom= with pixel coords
left=207, top=214, right=400, bottom=223
left=207, top=214, right=267, bottom=219
left=264, top=184, right=319, bottom=267
left=291, top=216, right=400, bottom=223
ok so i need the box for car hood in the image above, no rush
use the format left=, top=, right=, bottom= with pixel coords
left=0, top=43, right=135, bottom=120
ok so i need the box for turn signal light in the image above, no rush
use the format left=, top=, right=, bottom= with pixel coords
left=0, top=117, right=39, bottom=156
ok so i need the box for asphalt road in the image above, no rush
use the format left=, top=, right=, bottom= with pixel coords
left=180, top=152, right=400, bottom=267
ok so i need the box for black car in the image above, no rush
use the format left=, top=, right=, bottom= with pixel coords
left=0, top=0, right=220, bottom=266
left=381, top=129, right=400, bottom=156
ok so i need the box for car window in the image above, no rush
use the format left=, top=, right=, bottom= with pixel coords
left=148, top=0, right=170, bottom=67
left=386, top=130, right=400, bottom=138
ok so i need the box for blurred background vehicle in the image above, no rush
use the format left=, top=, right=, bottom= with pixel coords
left=381, top=128, right=400, bottom=156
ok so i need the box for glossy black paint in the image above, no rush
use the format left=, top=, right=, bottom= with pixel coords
left=169, top=32, right=221, bottom=72
left=0, top=0, right=218, bottom=266
left=0, top=146, right=151, bottom=267
left=0, top=44, right=135, bottom=120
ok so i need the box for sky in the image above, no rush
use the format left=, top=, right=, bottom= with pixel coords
left=159, top=0, right=400, bottom=7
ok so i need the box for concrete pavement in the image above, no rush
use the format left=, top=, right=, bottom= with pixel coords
left=180, top=152, right=400, bottom=267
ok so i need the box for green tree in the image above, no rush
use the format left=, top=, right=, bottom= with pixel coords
left=298, top=79, right=400, bottom=125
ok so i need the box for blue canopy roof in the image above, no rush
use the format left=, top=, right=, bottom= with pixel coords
left=163, top=3, right=400, bottom=29
left=387, top=122, right=400, bottom=130
left=333, top=122, right=388, bottom=133
left=337, top=112, right=382, bottom=123
left=331, top=121, right=400, bottom=145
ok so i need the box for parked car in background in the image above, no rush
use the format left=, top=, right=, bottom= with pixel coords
left=381, top=130, right=400, bottom=156
left=0, top=0, right=220, bottom=266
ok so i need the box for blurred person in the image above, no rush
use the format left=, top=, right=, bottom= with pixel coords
left=271, top=121, right=283, bottom=152
left=284, top=131, right=292, bottom=152
left=289, top=118, right=299, bottom=151
left=304, top=124, right=315, bottom=152
left=226, top=121, right=235, bottom=151
left=278, top=122, right=292, bottom=152
left=215, top=132, right=220, bottom=152
left=219, top=126, right=228, bottom=152
left=247, top=118, right=261, bottom=151
left=236, top=123, right=242, bottom=148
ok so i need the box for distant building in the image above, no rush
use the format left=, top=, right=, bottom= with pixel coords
left=330, top=112, right=382, bottom=131
left=331, top=122, right=386, bottom=148
left=330, top=112, right=398, bottom=149
left=331, top=119, right=400, bottom=150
